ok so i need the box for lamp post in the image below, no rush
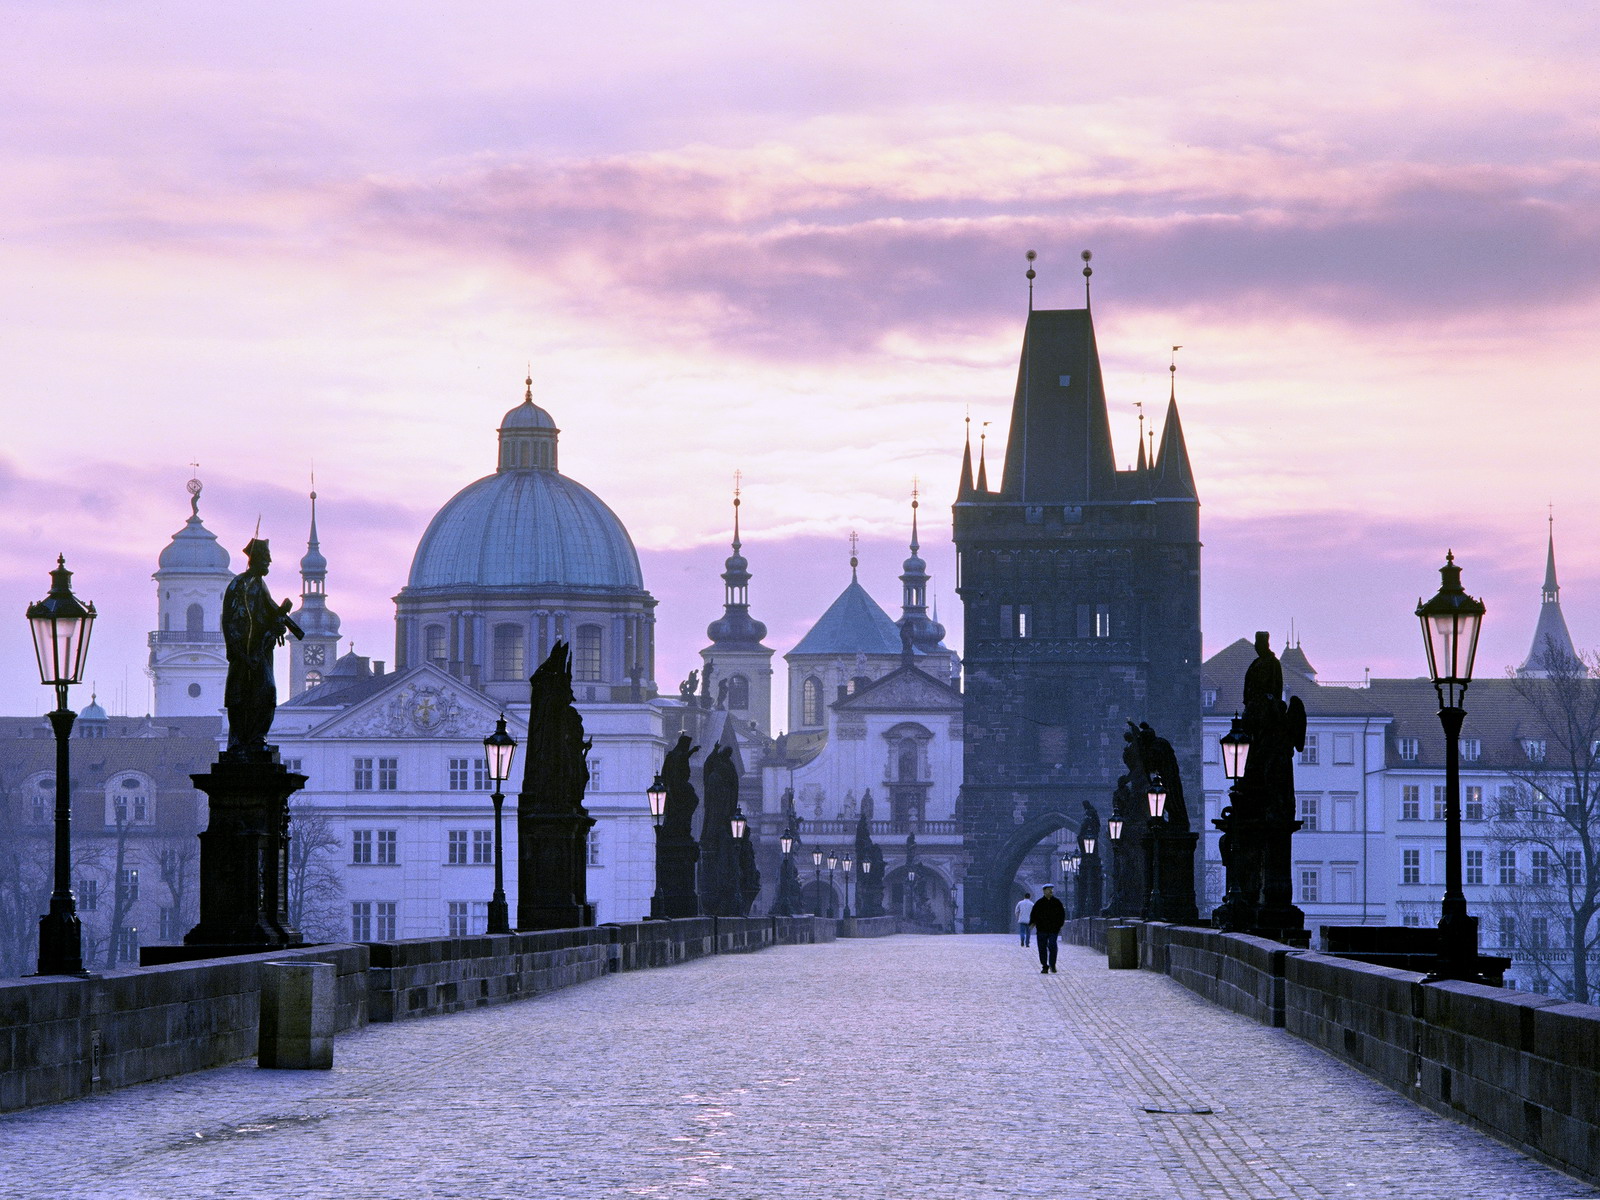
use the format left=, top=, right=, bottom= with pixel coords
left=1212, top=716, right=1255, bottom=931
left=645, top=773, right=669, bottom=919
left=27, top=556, right=96, bottom=976
left=1142, top=774, right=1168, bottom=920
left=1060, top=852, right=1077, bottom=918
left=1417, top=551, right=1488, bottom=983
left=841, top=853, right=854, bottom=919
left=811, top=847, right=823, bottom=916
left=773, top=819, right=797, bottom=917
left=483, top=716, right=518, bottom=934
left=1103, top=813, right=1124, bottom=918
left=826, top=851, right=838, bottom=918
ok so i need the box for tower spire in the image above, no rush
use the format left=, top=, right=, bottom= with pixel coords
left=959, top=415, right=975, bottom=497
left=1518, top=511, right=1577, bottom=677
left=1081, top=249, right=1093, bottom=309
left=849, top=530, right=860, bottom=580
left=898, top=481, right=945, bottom=659
left=1025, top=249, right=1037, bottom=313
left=976, top=423, right=990, bottom=492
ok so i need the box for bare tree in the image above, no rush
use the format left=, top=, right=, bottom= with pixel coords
left=1487, top=643, right=1600, bottom=1002
left=156, top=836, right=199, bottom=943
left=286, top=802, right=344, bottom=942
left=103, top=814, right=140, bottom=967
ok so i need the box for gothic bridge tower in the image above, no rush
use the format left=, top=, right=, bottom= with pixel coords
left=954, top=302, right=1201, bottom=931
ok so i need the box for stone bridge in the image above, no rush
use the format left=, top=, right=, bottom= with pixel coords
left=1, top=917, right=1597, bottom=1198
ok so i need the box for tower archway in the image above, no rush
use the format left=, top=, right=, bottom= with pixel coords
left=976, top=810, right=1080, bottom=932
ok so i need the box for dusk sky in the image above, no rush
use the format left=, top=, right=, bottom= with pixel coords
left=4, top=2, right=1598, bottom=718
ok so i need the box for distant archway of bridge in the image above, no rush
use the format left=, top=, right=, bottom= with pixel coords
left=979, top=810, right=1080, bottom=930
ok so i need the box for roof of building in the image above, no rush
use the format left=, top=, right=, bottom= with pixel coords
left=787, top=577, right=904, bottom=657
left=156, top=495, right=231, bottom=575
left=405, top=398, right=643, bottom=593
left=1519, top=528, right=1578, bottom=676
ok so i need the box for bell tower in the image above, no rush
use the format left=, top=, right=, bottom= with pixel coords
left=148, top=475, right=232, bottom=717
left=701, top=479, right=774, bottom=735
left=290, top=485, right=343, bottom=694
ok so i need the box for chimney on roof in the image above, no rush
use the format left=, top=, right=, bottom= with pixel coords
left=374, top=661, right=385, bottom=676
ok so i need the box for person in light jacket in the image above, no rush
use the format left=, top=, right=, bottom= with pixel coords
left=1013, top=893, right=1035, bottom=946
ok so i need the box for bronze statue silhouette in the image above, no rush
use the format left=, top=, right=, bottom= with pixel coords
left=660, top=732, right=701, bottom=838
left=222, top=538, right=303, bottom=756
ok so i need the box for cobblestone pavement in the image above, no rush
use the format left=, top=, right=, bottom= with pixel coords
left=2, top=937, right=1595, bottom=1200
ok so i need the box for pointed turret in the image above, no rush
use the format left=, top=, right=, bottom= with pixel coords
left=897, top=487, right=947, bottom=657
left=958, top=420, right=975, bottom=498
left=1518, top=516, right=1579, bottom=677
left=999, top=309, right=1117, bottom=502
left=1153, top=371, right=1198, bottom=500
left=702, top=479, right=774, bottom=733
left=976, top=431, right=990, bottom=493
left=291, top=486, right=343, bottom=694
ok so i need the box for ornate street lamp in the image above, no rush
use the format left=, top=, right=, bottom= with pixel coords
left=730, top=803, right=748, bottom=840
left=841, top=852, right=854, bottom=918
left=1417, top=551, right=1488, bottom=982
left=483, top=715, right=518, bottom=934
left=779, top=824, right=794, bottom=856
left=1143, top=773, right=1167, bottom=920
left=1220, top=717, right=1251, bottom=781
left=647, top=774, right=668, bottom=828
left=826, top=851, right=838, bottom=918
left=811, top=847, right=823, bottom=916
left=27, top=556, right=96, bottom=976
left=1213, top=716, right=1255, bottom=931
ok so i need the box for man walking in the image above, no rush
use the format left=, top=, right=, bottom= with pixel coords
left=1014, top=891, right=1034, bottom=946
left=1030, top=884, right=1066, bottom=974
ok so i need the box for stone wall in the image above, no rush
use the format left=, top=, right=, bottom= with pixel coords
left=0, top=914, right=840, bottom=1114
left=838, top=916, right=898, bottom=938
left=1068, top=919, right=1600, bottom=1187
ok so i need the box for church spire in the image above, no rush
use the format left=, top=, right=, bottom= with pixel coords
left=705, top=475, right=767, bottom=649
left=958, top=416, right=975, bottom=497
left=976, top=425, right=990, bottom=493
left=1153, top=356, right=1198, bottom=501
left=898, top=482, right=946, bottom=657
left=1518, top=512, right=1578, bottom=677
left=292, top=482, right=342, bottom=693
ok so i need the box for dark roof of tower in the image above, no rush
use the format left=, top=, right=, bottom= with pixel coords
left=1153, top=397, right=1198, bottom=501
left=999, top=308, right=1117, bottom=503
left=1519, top=527, right=1579, bottom=676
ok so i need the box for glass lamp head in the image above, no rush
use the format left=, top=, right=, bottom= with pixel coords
left=1417, top=551, right=1485, bottom=708
left=646, top=774, right=668, bottom=826
left=483, top=716, right=518, bottom=785
left=27, top=556, right=95, bottom=688
left=1147, top=774, right=1167, bottom=820
left=1220, top=717, right=1251, bottom=781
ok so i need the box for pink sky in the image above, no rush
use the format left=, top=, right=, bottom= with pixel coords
left=3, top=2, right=1598, bottom=718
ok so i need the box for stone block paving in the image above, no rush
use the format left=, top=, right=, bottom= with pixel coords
left=2, top=937, right=1595, bottom=1200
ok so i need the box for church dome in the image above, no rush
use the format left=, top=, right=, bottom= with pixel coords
left=156, top=484, right=231, bottom=574
left=406, top=381, right=643, bottom=593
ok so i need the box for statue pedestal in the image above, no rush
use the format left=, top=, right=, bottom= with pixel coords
left=517, top=808, right=596, bottom=931
left=651, top=828, right=701, bottom=919
left=183, top=753, right=305, bottom=951
left=1158, top=830, right=1200, bottom=924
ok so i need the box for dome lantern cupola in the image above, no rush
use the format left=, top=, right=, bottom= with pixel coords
left=498, top=375, right=559, bottom=472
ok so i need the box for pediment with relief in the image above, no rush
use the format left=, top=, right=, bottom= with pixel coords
left=309, top=668, right=518, bottom=741
left=834, top=666, right=962, bottom=713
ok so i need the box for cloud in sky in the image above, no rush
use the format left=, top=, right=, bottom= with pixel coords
left=0, top=2, right=1596, bottom=715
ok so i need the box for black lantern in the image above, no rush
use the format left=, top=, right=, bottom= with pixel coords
left=1147, top=774, right=1167, bottom=820
left=484, top=717, right=518, bottom=784
left=730, top=804, right=748, bottom=840
left=1417, top=550, right=1486, bottom=711
left=646, top=774, right=668, bottom=828
left=1081, top=835, right=1097, bottom=856
left=1108, top=816, right=1124, bottom=841
left=28, top=556, right=96, bottom=691
left=779, top=826, right=794, bottom=856
left=1219, top=716, right=1251, bottom=781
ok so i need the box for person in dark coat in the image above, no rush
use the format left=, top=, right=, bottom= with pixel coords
left=1029, top=884, right=1067, bottom=973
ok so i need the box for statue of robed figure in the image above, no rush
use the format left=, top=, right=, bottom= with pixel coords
left=651, top=733, right=702, bottom=919
left=222, top=538, right=303, bottom=758
left=699, top=744, right=758, bottom=916
left=516, top=642, right=596, bottom=930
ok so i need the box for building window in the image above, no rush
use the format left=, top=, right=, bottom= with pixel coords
left=1465, top=850, right=1484, bottom=886
left=1402, top=849, right=1421, bottom=885
left=447, top=901, right=469, bottom=938
left=1401, top=785, right=1420, bottom=821
left=304, top=671, right=322, bottom=687
left=1524, top=739, right=1546, bottom=762
left=376, top=902, right=397, bottom=940
left=377, top=758, right=398, bottom=790
left=1460, top=738, right=1481, bottom=762
left=352, top=830, right=373, bottom=864
left=587, top=758, right=603, bottom=793
left=1432, top=786, right=1447, bottom=822
left=449, top=758, right=471, bottom=791
left=1298, top=868, right=1320, bottom=903
left=727, top=674, right=750, bottom=710
left=1402, top=913, right=1423, bottom=928
left=1297, top=795, right=1319, bottom=831
left=1498, top=786, right=1518, bottom=820
left=159, top=906, right=179, bottom=941
left=1568, top=850, right=1585, bottom=886
left=1499, top=915, right=1516, bottom=947
left=114, top=928, right=140, bottom=962
left=185, top=603, right=204, bottom=636
left=351, top=902, right=372, bottom=940
left=283, top=758, right=303, bottom=775
left=1094, top=605, right=1111, bottom=638
left=493, top=623, right=526, bottom=681
left=32, top=780, right=51, bottom=824
left=107, top=777, right=153, bottom=826
left=1532, top=850, right=1551, bottom=886
left=1499, top=849, right=1517, bottom=886
left=354, top=758, right=374, bottom=790
left=447, top=830, right=469, bottom=865
left=77, top=878, right=98, bottom=912
left=1397, top=737, right=1420, bottom=762
left=473, top=830, right=493, bottom=864
left=474, top=758, right=491, bottom=791
left=424, top=624, right=447, bottom=667
left=1530, top=916, right=1548, bottom=948
left=377, top=830, right=398, bottom=865
left=470, top=901, right=489, bottom=933
left=119, top=868, right=139, bottom=904
left=1566, top=786, right=1582, bottom=822
left=587, top=829, right=601, bottom=867
left=802, top=677, right=823, bottom=727
left=1300, top=734, right=1319, bottom=766
left=574, top=624, right=603, bottom=682
left=1464, top=786, right=1483, bottom=822
left=1332, top=734, right=1354, bottom=765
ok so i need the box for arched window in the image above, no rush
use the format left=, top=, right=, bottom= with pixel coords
left=185, top=603, right=204, bottom=635
left=424, top=624, right=448, bottom=666
left=802, top=677, right=823, bottom=727
left=727, top=674, right=750, bottom=710
left=106, top=775, right=153, bottom=826
left=304, top=671, right=322, bottom=688
left=492, top=624, right=526, bottom=680
left=574, top=624, right=603, bottom=682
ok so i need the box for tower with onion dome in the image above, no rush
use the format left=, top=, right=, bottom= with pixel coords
left=700, top=481, right=774, bottom=735
left=393, top=375, right=658, bottom=706
left=148, top=475, right=233, bottom=717
left=290, top=485, right=343, bottom=696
